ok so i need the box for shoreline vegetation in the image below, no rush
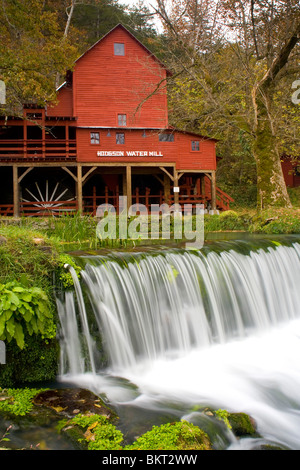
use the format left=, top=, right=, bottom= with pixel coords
left=0, top=204, right=299, bottom=450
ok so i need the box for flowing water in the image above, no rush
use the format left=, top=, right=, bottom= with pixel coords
left=57, top=236, right=300, bottom=450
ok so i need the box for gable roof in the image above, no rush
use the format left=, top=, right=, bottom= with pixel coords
left=75, top=23, right=172, bottom=75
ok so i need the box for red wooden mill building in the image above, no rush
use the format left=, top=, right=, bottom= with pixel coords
left=0, top=24, right=233, bottom=217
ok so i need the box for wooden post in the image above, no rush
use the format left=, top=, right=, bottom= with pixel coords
left=66, top=124, right=69, bottom=158
left=173, top=170, right=179, bottom=206
left=122, top=172, right=127, bottom=196
left=163, top=173, right=170, bottom=204
left=13, top=165, right=20, bottom=217
left=42, top=125, right=46, bottom=159
left=126, top=165, right=132, bottom=210
left=23, top=120, right=27, bottom=159
left=77, top=165, right=83, bottom=213
left=200, top=175, right=205, bottom=196
left=211, top=171, right=217, bottom=212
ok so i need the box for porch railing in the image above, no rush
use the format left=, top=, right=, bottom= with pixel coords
left=0, top=139, right=77, bottom=161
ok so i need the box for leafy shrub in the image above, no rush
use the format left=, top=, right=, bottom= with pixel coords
left=0, top=281, right=53, bottom=349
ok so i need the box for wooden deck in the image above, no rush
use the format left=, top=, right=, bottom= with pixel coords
left=0, top=139, right=77, bottom=161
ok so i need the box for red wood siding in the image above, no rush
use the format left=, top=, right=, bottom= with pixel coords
left=73, top=26, right=168, bottom=128
left=46, top=85, right=73, bottom=117
left=77, top=128, right=216, bottom=170
left=281, top=159, right=300, bottom=187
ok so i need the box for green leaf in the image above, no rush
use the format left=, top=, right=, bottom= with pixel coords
left=14, top=323, right=25, bottom=349
left=6, top=318, right=15, bottom=337
left=0, top=317, right=6, bottom=337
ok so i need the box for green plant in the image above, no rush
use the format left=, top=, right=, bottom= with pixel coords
left=65, top=413, right=124, bottom=450
left=0, top=281, right=53, bottom=349
left=56, top=254, right=82, bottom=289
left=0, top=387, right=47, bottom=416
left=0, top=425, right=12, bottom=447
left=215, top=409, right=232, bottom=430
left=125, top=420, right=211, bottom=450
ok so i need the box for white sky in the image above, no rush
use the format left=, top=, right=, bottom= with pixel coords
left=119, top=0, right=164, bottom=32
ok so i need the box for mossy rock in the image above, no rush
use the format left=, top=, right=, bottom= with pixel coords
left=58, top=412, right=123, bottom=450
left=33, top=388, right=116, bottom=420
left=227, top=412, right=257, bottom=436
left=125, top=420, right=212, bottom=450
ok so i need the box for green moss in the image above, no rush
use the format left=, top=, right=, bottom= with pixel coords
left=55, top=254, right=82, bottom=290
left=60, top=413, right=124, bottom=450
left=124, top=420, right=212, bottom=451
left=0, top=333, right=59, bottom=387
left=0, top=387, right=47, bottom=416
left=227, top=412, right=256, bottom=436
left=215, top=409, right=232, bottom=430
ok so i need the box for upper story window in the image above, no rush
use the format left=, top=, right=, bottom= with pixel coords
left=118, top=114, right=127, bottom=126
left=159, top=133, right=174, bottom=142
left=116, top=132, right=125, bottom=145
left=114, top=43, right=125, bottom=56
left=191, top=140, right=200, bottom=151
left=90, top=132, right=100, bottom=144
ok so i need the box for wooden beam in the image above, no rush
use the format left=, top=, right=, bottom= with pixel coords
left=163, top=173, right=170, bottom=204
left=13, top=165, right=20, bottom=217
left=173, top=170, right=179, bottom=205
left=200, top=174, right=205, bottom=196
left=62, top=166, right=77, bottom=182
left=77, top=165, right=83, bottom=213
left=126, top=165, right=132, bottom=210
left=159, top=166, right=174, bottom=181
left=18, top=167, right=33, bottom=183
left=211, top=171, right=217, bottom=211
left=82, top=166, right=97, bottom=183
left=154, top=174, right=164, bottom=186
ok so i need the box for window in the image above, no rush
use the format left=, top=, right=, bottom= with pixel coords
left=159, top=133, right=174, bottom=142
left=191, top=140, right=200, bottom=151
left=90, top=132, right=100, bottom=144
left=118, top=114, right=127, bottom=126
left=116, top=132, right=125, bottom=145
left=114, top=43, right=125, bottom=56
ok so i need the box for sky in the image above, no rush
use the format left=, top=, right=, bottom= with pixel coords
left=119, top=0, right=164, bottom=32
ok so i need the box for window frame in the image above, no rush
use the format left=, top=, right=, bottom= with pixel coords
left=191, top=140, right=200, bottom=151
left=114, top=43, right=125, bottom=56
left=90, top=131, right=100, bottom=145
left=159, top=133, right=175, bottom=142
left=116, top=132, right=125, bottom=145
left=117, top=114, right=127, bottom=126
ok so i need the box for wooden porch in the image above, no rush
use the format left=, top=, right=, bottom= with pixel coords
left=0, top=139, right=77, bottom=161
left=0, top=163, right=233, bottom=218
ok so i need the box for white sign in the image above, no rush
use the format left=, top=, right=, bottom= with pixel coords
left=0, top=80, right=5, bottom=105
left=173, top=187, right=180, bottom=193
left=97, top=150, right=164, bottom=157
left=0, top=340, right=5, bottom=364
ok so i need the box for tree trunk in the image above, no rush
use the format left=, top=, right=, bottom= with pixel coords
left=252, top=89, right=292, bottom=209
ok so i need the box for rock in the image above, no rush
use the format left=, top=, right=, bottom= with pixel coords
left=0, top=235, right=7, bottom=245
left=33, top=388, right=116, bottom=420
left=32, top=237, right=45, bottom=245
left=227, top=412, right=257, bottom=437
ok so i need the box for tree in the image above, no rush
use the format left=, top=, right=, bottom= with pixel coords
left=0, top=0, right=79, bottom=115
left=153, top=0, right=300, bottom=209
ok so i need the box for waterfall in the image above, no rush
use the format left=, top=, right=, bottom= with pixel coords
left=57, top=239, right=300, bottom=449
